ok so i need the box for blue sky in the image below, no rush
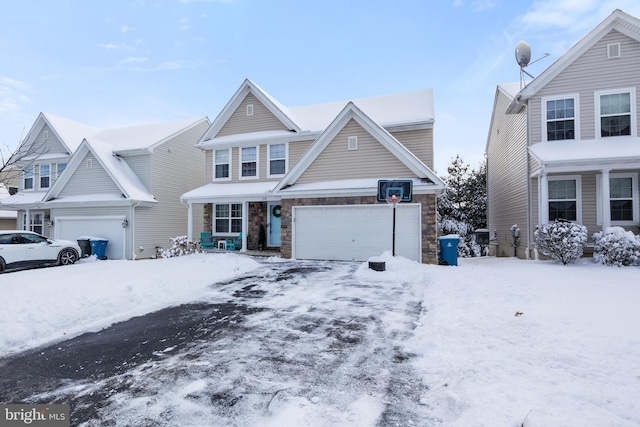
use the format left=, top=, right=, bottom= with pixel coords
left=1, top=0, right=640, bottom=175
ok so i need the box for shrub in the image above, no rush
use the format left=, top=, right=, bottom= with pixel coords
left=161, top=235, right=202, bottom=258
left=534, top=220, right=588, bottom=265
left=593, top=227, right=640, bottom=267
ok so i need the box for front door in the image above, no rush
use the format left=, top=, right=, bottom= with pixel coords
left=268, top=203, right=281, bottom=247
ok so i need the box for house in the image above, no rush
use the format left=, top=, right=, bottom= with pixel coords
left=181, top=79, right=446, bottom=263
left=486, top=9, right=640, bottom=258
left=0, top=113, right=210, bottom=259
left=0, top=184, right=17, bottom=229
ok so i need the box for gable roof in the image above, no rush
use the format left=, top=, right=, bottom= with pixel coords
left=273, top=101, right=444, bottom=193
left=197, top=79, right=435, bottom=148
left=516, top=9, right=640, bottom=103
left=44, top=138, right=156, bottom=205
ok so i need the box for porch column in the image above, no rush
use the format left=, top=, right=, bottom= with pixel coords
left=241, top=201, right=248, bottom=253
left=540, top=173, right=548, bottom=224
left=187, top=202, right=193, bottom=241
left=601, top=169, right=611, bottom=230
left=25, top=208, right=31, bottom=231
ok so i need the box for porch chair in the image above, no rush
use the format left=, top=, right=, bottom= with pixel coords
left=226, top=233, right=242, bottom=251
left=200, top=232, right=215, bottom=248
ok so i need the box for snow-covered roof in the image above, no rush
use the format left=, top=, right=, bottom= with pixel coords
left=528, top=136, right=640, bottom=168
left=43, top=113, right=104, bottom=153
left=181, top=181, right=279, bottom=203
left=497, top=82, right=521, bottom=99
left=276, top=177, right=442, bottom=199
left=0, top=191, right=46, bottom=208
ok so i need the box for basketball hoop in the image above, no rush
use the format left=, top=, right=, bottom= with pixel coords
left=385, top=194, right=400, bottom=206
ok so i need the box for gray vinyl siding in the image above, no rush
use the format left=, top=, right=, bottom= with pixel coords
left=296, top=119, right=414, bottom=184
left=59, top=152, right=121, bottom=196
left=122, top=154, right=152, bottom=191
left=390, top=129, right=434, bottom=170
left=529, top=30, right=640, bottom=144
left=133, top=120, right=208, bottom=257
left=217, top=93, right=289, bottom=137
left=17, top=124, right=72, bottom=191
left=486, top=88, right=529, bottom=257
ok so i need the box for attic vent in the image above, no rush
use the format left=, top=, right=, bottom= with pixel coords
left=607, top=43, right=621, bottom=59
left=348, top=136, right=358, bottom=150
left=246, top=104, right=254, bottom=116
left=86, top=158, right=93, bottom=169
left=44, top=130, right=49, bottom=140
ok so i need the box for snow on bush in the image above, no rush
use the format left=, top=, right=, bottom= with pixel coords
left=593, top=227, right=640, bottom=267
left=534, top=220, right=588, bottom=265
left=440, top=218, right=482, bottom=257
left=161, top=235, right=202, bottom=258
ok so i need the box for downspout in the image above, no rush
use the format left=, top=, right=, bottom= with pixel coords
left=525, top=104, right=532, bottom=260
left=130, top=202, right=140, bottom=260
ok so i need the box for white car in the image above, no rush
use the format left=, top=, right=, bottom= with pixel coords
left=0, top=230, right=80, bottom=273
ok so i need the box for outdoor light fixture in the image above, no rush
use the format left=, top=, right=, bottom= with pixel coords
left=122, top=219, right=129, bottom=228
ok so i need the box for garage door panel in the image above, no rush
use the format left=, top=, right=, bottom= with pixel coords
left=56, top=217, right=125, bottom=260
left=293, top=205, right=421, bottom=262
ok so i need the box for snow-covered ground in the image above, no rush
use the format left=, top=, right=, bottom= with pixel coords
left=1, top=252, right=639, bottom=426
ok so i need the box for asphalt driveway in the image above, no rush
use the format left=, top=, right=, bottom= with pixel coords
left=0, top=260, right=435, bottom=426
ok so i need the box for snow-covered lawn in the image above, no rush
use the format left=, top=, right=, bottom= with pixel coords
left=1, top=253, right=639, bottom=426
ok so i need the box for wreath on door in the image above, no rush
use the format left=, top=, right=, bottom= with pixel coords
left=272, top=205, right=282, bottom=218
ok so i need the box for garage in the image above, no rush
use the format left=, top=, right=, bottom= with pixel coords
left=292, top=204, right=422, bottom=262
left=55, top=216, right=126, bottom=260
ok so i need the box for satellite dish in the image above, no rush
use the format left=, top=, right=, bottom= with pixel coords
left=515, top=41, right=531, bottom=67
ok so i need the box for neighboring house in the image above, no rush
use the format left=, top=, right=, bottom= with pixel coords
left=0, top=184, right=17, bottom=229
left=0, top=113, right=210, bottom=259
left=486, top=9, right=640, bottom=258
left=182, top=79, right=446, bottom=263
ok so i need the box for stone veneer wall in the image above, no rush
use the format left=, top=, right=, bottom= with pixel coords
left=279, top=194, right=438, bottom=264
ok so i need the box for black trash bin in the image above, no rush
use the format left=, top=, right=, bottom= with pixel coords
left=77, top=238, right=92, bottom=258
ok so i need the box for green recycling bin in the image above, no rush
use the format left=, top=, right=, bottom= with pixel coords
left=438, top=235, right=460, bottom=266
left=89, top=239, right=109, bottom=260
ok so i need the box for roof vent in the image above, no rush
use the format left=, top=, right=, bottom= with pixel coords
left=607, top=43, right=621, bottom=59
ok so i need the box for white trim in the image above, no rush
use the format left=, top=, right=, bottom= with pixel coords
left=546, top=175, right=582, bottom=223
left=212, top=203, right=243, bottom=235
left=23, top=165, right=34, bottom=191
left=348, top=135, right=358, bottom=150
left=594, top=87, right=637, bottom=138
left=39, top=163, right=52, bottom=190
left=213, top=148, right=232, bottom=181
left=246, top=104, right=254, bottom=116
left=540, top=94, right=580, bottom=142
left=607, top=42, right=621, bottom=59
left=86, top=158, right=93, bottom=169
left=267, top=142, right=288, bottom=178
left=596, top=172, right=639, bottom=226
left=239, top=146, right=259, bottom=180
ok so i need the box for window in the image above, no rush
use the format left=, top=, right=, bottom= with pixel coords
left=215, top=203, right=243, bottom=233
left=214, top=149, right=230, bottom=180
left=544, top=97, right=576, bottom=141
left=40, top=164, right=51, bottom=189
left=348, top=136, right=358, bottom=150
left=240, top=146, right=258, bottom=178
left=22, top=212, right=44, bottom=235
left=56, top=163, right=67, bottom=179
left=596, top=88, right=635, bottom=137
left=598, top=173, right=638, bottom=225
left=23, top=166, right=34, bottom=190
left=548, top=177, right=581, bottom=222
left=268, top=144, right=286, bottom=176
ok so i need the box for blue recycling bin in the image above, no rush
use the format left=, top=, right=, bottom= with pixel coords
left=89, top=239, right=109, bottom=260
left=438, top=235, right=460, bottom=266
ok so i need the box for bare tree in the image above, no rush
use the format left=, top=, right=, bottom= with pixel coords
left=0, top=138, right=49, bottom=191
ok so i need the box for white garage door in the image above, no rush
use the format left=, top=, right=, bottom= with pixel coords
left=293, top=204, right=422, bottom=262
left=56, top=216, right=126, bottom=260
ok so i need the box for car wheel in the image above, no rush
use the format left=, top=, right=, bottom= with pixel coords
left=58, top=248, right=78, bottom=266
left=0, top=257, right=5, bottom=273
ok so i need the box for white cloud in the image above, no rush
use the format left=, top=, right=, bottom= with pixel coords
left=121, top=26, right=131, bottom=33
left=180, top=17, right=190, bottom=30
left=97, top=43, right=121, bottom=50
left=123, top=57, right=148, bottom=63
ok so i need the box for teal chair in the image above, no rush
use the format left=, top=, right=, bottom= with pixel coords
left=226, top=233, right=242, bottom=251
left=200, top=232, right=215, bottom=248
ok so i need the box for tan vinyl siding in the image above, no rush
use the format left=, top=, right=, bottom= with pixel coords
left=487, top=89, right=529, bottom=257
left=296, top=119, right=414, bottom=184
left=288, top=139, right=314, bottom=167
left=217, top=93, right=289, bottom=137
left=133, top=121, right=208, bottom=257
left=391, top=129, right=434, bottom=170
left=59, top=152, right=121, bottom=196
left=530, top=30, right=640, bottom=144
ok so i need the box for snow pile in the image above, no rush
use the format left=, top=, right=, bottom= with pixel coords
left=0, top=253, right=260, bottom=356
left=593, top=226, right=640, bottom=266
left=534, top=220, right=587, bottom=264
left=161, top=235, right=202, bottom=258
